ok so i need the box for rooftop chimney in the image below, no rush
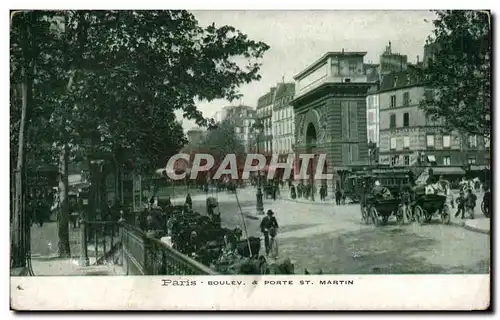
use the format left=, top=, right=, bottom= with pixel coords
left=417, top=55, right=420, bottom=64
left=342, top=48, right=344, bottom=54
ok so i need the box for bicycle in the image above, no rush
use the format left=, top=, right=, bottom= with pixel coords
left=268, top=227, right=279, bottom=260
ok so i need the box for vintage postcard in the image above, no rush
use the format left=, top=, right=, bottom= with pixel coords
left=10, top=9, right=491, bottom=310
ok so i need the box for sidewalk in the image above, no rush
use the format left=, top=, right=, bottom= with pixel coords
left=28, top=256, right=125, bottom=276
left=453, top=218, right=490, bottom=235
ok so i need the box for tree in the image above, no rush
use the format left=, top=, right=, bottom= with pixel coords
left=420, top=10, right=491, bottom=136
left=11, top=10, right=270, bottom=259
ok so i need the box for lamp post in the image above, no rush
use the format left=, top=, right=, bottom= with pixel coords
left=368, top=141, right=377, bottom=167
left=252, top=121, right=264, bottom=215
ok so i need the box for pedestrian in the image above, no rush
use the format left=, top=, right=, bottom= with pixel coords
left=185, top=193, right=192, bottom=209
left=290, top=184, right=296, bottom=199
left=272, top=185, right=277, bottom=201
left=335, top=188, right=341, bottom=205
left=260, top=210, right=279, bottom=256
left=400, top=185, right=412, bottom=223
left=341, top=189, right=346, bottom=205
left=454, top=190, right=466, bottom=219
left=319, top=184, right=326, bottom=201
left=465, top=188, right=477, bottom=219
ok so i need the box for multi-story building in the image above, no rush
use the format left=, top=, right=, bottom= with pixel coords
left=365, top=43, right=408, bottom=162
left=213, top=105, right=256, bottom=152
left=378, top=70, right=488, bottom=175
left=256, top=87, right=275, bottom=154
left=272, top=82, right=295, bottom=160
left=291, top=50, right=372, bottom=188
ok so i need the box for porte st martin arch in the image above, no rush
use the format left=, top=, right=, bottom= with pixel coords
left=291, top=51, right=373, bottom=189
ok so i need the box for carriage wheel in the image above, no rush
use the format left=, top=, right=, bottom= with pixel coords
left=481, top=200, right=489, bottom=217
left=370, top=207, right=380, bottom=226
left=361, top=206, right=369, bottom=224
left=440, top=204, right=451, bottom=224
left=396, top=205, right=404, bottom=225
left=414, top=205, right=425, bottom=225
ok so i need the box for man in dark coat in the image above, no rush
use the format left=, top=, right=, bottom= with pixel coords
left=260, top=210, right=279, bottom=256
left=185, top=193, right=192, bottom=209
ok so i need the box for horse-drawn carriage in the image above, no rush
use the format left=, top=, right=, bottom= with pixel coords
left=363, top=195, right=405, bottom=226
left=359, top=168, right=416, bottom=226
left=410, top=186, right=451, bottom=225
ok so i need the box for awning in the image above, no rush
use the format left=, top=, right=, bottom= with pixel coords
left=432, top=167, right=465, bottom=175
left=427, top=155, right=436, bottom=162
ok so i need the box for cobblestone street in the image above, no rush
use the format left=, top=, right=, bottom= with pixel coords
left=182, top=186, right=490, bottom=274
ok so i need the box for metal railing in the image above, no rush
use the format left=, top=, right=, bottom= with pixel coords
left=120, top=223, right=217, bottom=275
left=80, top=220, right=121, bottom=266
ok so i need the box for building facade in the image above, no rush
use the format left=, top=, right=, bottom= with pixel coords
left=272, top=82, right=295, bottom=159
left=366, top=84, right=380, bottom=146
left=378, top=70, right=488, bottom=174
left=291, top=51, right=372, bottom=187
left=213, top=105, right=256, bottom=153
left=256, top=87, right=275, bottom=154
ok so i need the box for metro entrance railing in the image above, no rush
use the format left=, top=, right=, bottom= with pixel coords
left=81, top=219, right=217, bottom=275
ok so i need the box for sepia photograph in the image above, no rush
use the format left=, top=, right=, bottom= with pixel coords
left=9, top=8, right=491, bottom=310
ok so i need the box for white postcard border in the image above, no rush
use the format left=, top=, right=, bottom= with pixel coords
left=10, top=275, right=489, bottom=310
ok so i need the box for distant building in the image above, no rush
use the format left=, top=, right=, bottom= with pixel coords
left=186, top=128, right=205, bottom=145
left=256, top=88, right=275, bottom=154
left=222, top=105, right=256, bottom=153
left=272, top=82, right=295, bottom=159
left=378, top=70, right=488, bottom=176
left=379, top=41, right=408, bottom=77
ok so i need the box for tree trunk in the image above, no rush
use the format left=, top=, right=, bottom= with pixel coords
left=11, top=63, right=32, bottom=269
left=57, top=144, right=71, bottom=257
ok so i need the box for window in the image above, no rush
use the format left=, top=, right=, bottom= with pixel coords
left=443, top=156, right=451, bottom=166
left=389, top=114, right=396, bottom=129
left=391, top=155, right=398, bottom=166
left=390, top=95, right=396, bottom=108
left=468, top=135, right=477, bottom=148
left=443, top=135, right=451, bottom=148
left=390, top=137, right=397, bottom=150
left=403, top=136, right=410, bottom=149
left=468, top=157, right=476, bottom=165
left=349, top=62, right=357, bottom=74
left=403, top=92, right=410, bottom=107
left=427, top=135, right=435, bottom=148
left=403, top=112, right=409, bottom=127
left=485, top=136, right=490, bottom=149
left=394, top=76, right=399, bottom=87
left=404, top=155, right=410, bottom=166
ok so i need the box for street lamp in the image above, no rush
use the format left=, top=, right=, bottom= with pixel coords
left=368, top=141, right=377, bottom=167
left=252, top=121, right=264, bottom=215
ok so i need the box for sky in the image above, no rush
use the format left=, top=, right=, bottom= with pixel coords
left=178, top=10, right=437, bottom=131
